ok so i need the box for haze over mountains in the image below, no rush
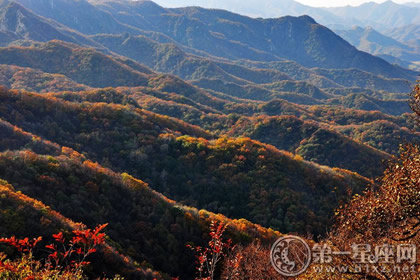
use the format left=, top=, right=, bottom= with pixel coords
left=149, top=0, right=420, bottom=69
left=335, top=26, right=420, bottom=70
left=152, top=0, right=420, bottom=29
left=2, top=0, right=418, bottom=80
left=0, top=0, right=418, bottom=279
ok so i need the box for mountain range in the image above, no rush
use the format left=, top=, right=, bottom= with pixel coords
left=0, top=0, right=418, bottom=279
left=151, top=0, right=420, bottom=30
left=335, top=26, right=420, bottom=70
left=147, top=0, right=420, bottom=70
left=0, top=0, right=410, bottom=75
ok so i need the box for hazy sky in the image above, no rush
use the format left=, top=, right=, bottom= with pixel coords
left=296, top=0, right=420, bottom=7
left=153, top=0, right=420, bottom=8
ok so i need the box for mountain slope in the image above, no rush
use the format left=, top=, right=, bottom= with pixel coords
left=0, top=40, right=411, bottom=115
left=13, top=0, right=141, bottom=35
left=91, top=33, right=292, bottom=85
left=335, top=26, right=420, bottom=70
left=226, top=115, right=391, bottom=178
left=0, top=64, right=89, bottom=92
left=48, top=86, right=418, bottom=176
left=312, top=68, right=411, bottom=93
left=0, top=40, right=152, bottom=87
left=0, top=149, right=282, bottom=279
left=385, top=24, right=420, bottom=47
left=240, top=59, right=414, bottom=93
left=0, top=177, right=166, bottom=279
left=0, top=0, right=98, bottom=47
left=336, top=119, right=419, bottom=154
left=328, top=93, right=412, bottom=116
left=47, top=86, right=409, bottom=179
left=91, top=32, right=414, bottom=94
left=0, top=40, right=234, bottom=110
left=0, top=87, right=371, bottom=238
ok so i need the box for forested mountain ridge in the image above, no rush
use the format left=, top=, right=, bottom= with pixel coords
left=0, top=85, right=373, bottom=278
left=0, top=87, right=371, bottom=237
left=0, top=64, right=90, bottom=92
left=91, top=33, right=413, bottom=93
left=0, top=149, right=283, bottom=279
left=0, top=39, right=416, bottom=177
left=0, top=40, right=152, bottom=87
left=0, top=40, right=414, bottom=117
left=42, top=86, right=396, bottom=178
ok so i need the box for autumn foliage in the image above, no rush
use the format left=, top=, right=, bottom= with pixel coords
left=0, top=36, right=417, bottom=280
left=0, top=225, right=108, bottom=280
left=329, top=144, right=420, bottom=279
left=187, top=221, right=234, bottom=280
left=323, top=84, right=420, bottom=279
left=410, top=82, right=420, bottom=123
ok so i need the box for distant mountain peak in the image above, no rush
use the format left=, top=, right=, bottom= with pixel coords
left=382, top=0, right=397, bottom=5
left=297, top=14, right=317, bottom=24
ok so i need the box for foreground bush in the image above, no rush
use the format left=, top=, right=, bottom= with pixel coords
left=0, top=224, right=122, bottom=280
